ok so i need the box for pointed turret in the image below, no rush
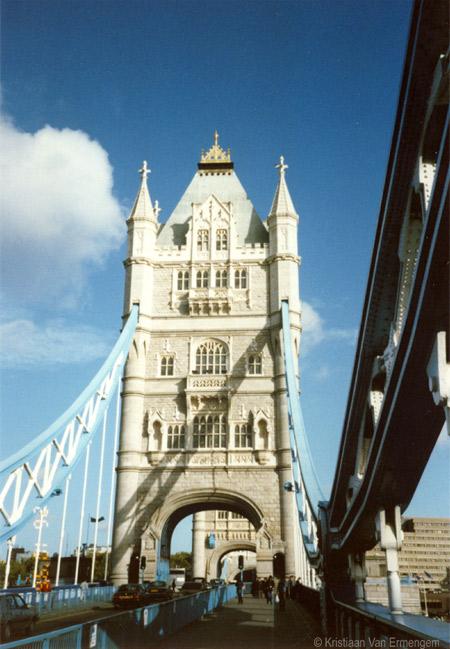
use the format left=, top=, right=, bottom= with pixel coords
left=123, top=160, right=159, bottom=316
left=269, top=156, right=298, bottom=218
left=128, top=160, right=156, bottom=221
left=267, top=155, right=300, bottom=314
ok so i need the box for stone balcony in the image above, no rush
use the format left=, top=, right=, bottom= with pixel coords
left=186, top=374, right=229, bottom=392
left=188, top=288, right=232, bottom=315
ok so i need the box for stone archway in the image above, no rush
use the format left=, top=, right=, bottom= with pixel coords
left=206, top=540, right=256, bottom=580
left=139, top=488, right=277, bottom=581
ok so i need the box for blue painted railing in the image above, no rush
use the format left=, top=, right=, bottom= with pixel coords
left=1, top=584, right=238, bottom=649
left=2, top=584, right=116, bottom=613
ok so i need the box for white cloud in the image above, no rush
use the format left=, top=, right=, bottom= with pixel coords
left=0, top=114, right=124, bottom=306
left=301, top=301, right=356, bottom=355
left=0, top=317, right=113, bottom=368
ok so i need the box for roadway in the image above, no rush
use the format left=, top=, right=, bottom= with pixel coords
left=20, top=592, right=322, bottom=647
left=153, top=593, right=321, bottom=649
left=31, top=601, right=117, bottom=636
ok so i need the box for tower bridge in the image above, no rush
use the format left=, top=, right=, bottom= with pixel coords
left=0, top=1, right=448, bottom=646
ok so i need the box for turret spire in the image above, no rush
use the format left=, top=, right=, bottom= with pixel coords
left=269, top=155, right=297, bottom=218
left=129, top=160, right=156, bottom=221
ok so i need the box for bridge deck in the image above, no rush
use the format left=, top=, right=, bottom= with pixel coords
left=154, top=594, right=321, bottom=649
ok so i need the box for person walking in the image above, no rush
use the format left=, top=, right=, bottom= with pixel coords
left=236, top=579, right=244, bottom=604
left=264, top=578, right=273, bottom=604
left=277, top=578, right=287, bottom=611
left=80, top=579, right=88, bottom=602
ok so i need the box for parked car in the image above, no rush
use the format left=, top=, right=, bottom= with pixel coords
left=180, top=580, right=208, bottom=594
left=193, top=577, right=210, bottom=589
left=142, top=580, right=173, bottom=603
left=112, top=584, right=147, bottom=609
left=209, top=578, right=225, bottom=588
left=0, top=593, right=39, bottom=642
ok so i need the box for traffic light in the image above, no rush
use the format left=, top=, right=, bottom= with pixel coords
left=238, top=555, right=244, bottom=570
left=128, top=552, right=140, bottom=583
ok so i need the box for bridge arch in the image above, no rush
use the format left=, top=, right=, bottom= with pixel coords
left=206, top=540, right=256, bottom=579
left=152, top=487, right=266, bottom=544
left=138, top=488, right=276, bottom=581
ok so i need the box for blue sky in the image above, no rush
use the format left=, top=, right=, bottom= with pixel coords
left=1, top=0, right=448, bottom=558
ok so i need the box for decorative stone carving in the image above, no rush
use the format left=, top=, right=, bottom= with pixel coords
left=147, top=452, right=164, bottom=466
left=256, top=450, right=271, bottom=465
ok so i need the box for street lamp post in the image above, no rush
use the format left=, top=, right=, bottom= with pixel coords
left=4, top=536, right=16, bottom=589
left=32, top=507, right=48, bottom=588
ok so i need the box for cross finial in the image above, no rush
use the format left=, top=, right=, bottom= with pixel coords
left=276, top=155, right=288, bottom=177
left=214, top=130, right=219, bottom=146
left=139, top=160, right=151, bottom=179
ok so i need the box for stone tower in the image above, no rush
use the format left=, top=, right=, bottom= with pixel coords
left=111, top=134, right=301, bottom=584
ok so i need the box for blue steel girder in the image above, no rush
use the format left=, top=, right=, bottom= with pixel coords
left=281, top=300, right=324, bottom=563
left=0, top=306, right=139, bottom=542
left=326, top=44, right=449, bottom=555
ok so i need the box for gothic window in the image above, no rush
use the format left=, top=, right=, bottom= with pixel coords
left=160, top=355, right=174, bottom=376
left=195, top=340, right=228, bottom=374
left=196, top=270, right=209, bottom=288
left=234, top=269, right=247, bottom=289
left=216, top=229, right=228, bottom=251
left=215, top=269, right=228, bottom=288
left=235, top=423, right=252, bottom=448
left=217, top=511, right=228, bottom=519
left=193, top=414, right=227, bottom=448
left=177, top=270, right=189, bottom=290
left=231, top=512, right=244, bottom=519
left=167, top=424, right=185, bottom=450
left=248, top=354, right=262, bottom=375
left=197, top=229, right=209, bottom=251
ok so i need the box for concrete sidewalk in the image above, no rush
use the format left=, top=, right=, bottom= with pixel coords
left=154, top=594, right=322, bottom=649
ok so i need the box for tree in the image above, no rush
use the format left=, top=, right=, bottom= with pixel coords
left=0, top=557, right=35, bottom=587
left=170, top=552, right=192, bottom=571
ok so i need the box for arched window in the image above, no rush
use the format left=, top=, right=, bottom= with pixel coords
left=167, top=424, right=185, bottom=450
left=195, top=340, right=228, bottom=374
left=196, top=270, right=209, bottom=288
left=177, top=270, right=189, bottom=290
left=216, top=229, right=228, bottom=251
left=193, top=414, right=227, bottom=448
left=197, top=229, right=209, bottom=251
left=215, top=269, right=228, bottom=288
left=248, top=354, right=262, bottom=375
left=234, top=269, right=247, bottom=289
left=161, top=355, right=174, bottom=376
left=235, top=423, right=252, bottom=448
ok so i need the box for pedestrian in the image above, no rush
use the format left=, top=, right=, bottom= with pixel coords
left=171, top=579, right=176, bottom=592
left=293, top=577, right=302, bottom=601
left=236, top=579, right=244, bottom=604
left=264, top=578, right=273, bottom=605
left=288, top=576, right=295, bottom=599
left=258, top=578, right=264, bottom=598
left=80, top=579, right=88, bottom=602
left=277, top=578, right=287, bottom=611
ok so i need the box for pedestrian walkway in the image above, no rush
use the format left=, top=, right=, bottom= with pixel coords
left=154, top=594, right=322, bottom=649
